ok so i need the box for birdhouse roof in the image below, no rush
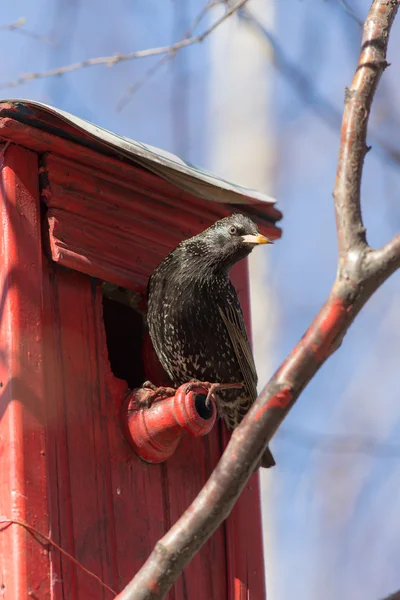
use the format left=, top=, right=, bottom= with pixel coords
left=0, top=99, right=280, bottom=219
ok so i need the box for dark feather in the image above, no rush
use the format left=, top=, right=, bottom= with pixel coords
left=218, top=288, right=257, bottom=402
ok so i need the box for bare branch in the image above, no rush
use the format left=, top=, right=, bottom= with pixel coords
left=0, top=0, right=248, bottom=91
left=114, top=2, right=400, bottom=599
left=370, top=232, right=400, bottom=280
left=338, top=0, right=364, bottom=26
left=0, top=517, right=117, bottom=595
left=116, top=56, right=172, bottom=111
left=333, top=4, right=396, bottom=256
left=117, top=0, right=220, bottom=111
left=0, top=17, right=52, bottom=45
left=0, top=17, right=26, bottom=32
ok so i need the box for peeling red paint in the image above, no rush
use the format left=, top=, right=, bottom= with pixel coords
left=254, top=386, right=293, bottom=421
left=266, top=386, right=293, bottom=411
left=318, top=296, right=347, bottom=338
left=313, top=297, right=347, bottom=361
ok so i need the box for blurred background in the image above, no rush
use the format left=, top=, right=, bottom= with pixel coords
left=1, top=1, right=399, bottom=598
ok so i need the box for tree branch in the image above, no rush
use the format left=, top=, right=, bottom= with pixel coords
left=117, top=0, right=221, bottom=111
left=114, top=2, right=400, bottom=598
left=333, top=3, right=396, bottom=256
left=0, top=17, right=52, bottom=45
left=0, top=17, right=26, bottom=32
left=338, top=0, right=364, bottom=27
left=370, top=232, right=400, bottom=280
left=0, top=0, right=248, bottom=91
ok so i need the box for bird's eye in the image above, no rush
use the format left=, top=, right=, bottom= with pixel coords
left=228, top=225, right=237, bottom=235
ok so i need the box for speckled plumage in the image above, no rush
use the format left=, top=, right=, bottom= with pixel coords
left=147, top=214, right=275, bottom=468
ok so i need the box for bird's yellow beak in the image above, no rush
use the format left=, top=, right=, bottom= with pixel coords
left=241, top=234, right=273, bottom=245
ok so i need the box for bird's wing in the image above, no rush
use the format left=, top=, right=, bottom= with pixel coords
left=218, top=286, right=258, bottom=401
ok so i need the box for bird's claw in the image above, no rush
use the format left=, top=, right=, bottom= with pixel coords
left=137, top=380, right=245, bottom=410
left=184, top=379, right=203, bottom=395
left=184, top=381, right=244, bottom=406
left=137, top=381, right=177, bottom=408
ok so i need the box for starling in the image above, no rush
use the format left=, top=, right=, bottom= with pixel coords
left=147, top=214, right=275, bottom=468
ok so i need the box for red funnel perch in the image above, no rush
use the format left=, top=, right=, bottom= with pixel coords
left=122, top=384, right=217, bottom=463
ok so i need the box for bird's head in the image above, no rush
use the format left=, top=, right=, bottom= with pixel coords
left=181, top=214, right=273, bottom=274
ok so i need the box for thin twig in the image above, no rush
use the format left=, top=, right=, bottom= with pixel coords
left=0, top=0, right=248, bottom=91
left=117, top=55, right=172, bottom=111
left=114, top=2, right=400, bottom=598
left=0, top=17, right=26, bottom=32
left=0, top=17, right=52, bottom=45
left=117, top=0, right=221, bottom=111
left=0, top=517, right=117, bottom=596
left=338, top=0, right=364, bottom=26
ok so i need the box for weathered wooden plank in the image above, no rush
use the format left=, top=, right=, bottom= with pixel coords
left=97, top=289, right=169, bottom=594
left=39, top=153, right=280, bottom=292
left=164, top=426, right=228, bottom=600
left=43, top=269, right=119, bottom=599
left=42, top=266, right=172, bottom=598
left=0, top=144, right=50, bottom=599
left=42, top=260, right=78, bottom=600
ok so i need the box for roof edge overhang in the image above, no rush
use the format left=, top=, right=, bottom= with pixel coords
left=0, top=100, right=281, bottom=222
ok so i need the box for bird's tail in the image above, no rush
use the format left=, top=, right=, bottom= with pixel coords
left=259, top=446, right=275, bottom=469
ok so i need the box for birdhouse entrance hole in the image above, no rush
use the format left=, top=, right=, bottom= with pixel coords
left=101, top=284, right=146, bottom=389
left=194, top=394, right=213, bottom=420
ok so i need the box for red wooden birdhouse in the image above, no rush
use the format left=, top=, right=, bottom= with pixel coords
left=0, top=100, right=282, bottom=599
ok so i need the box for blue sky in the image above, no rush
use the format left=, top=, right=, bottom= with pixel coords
left=1, top=1, right=400, bottom=598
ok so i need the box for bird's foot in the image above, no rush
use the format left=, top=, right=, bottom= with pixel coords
left=184, top=380, right=244, bottom=407
left=137, top=381, right=177, bottom=408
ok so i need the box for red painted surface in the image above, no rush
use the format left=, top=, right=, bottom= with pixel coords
left=264, top=386, right=293, bottom=412
left=0, top=145, right=50, bottom=598
left=0, top=112, right=273, bottom=599
left=122, top=385, right=217, bottom=463
left=40, top=153, right=280, bottom=293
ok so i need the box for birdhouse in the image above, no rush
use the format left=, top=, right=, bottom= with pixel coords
left=0, top=100, right=282, bottom=599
